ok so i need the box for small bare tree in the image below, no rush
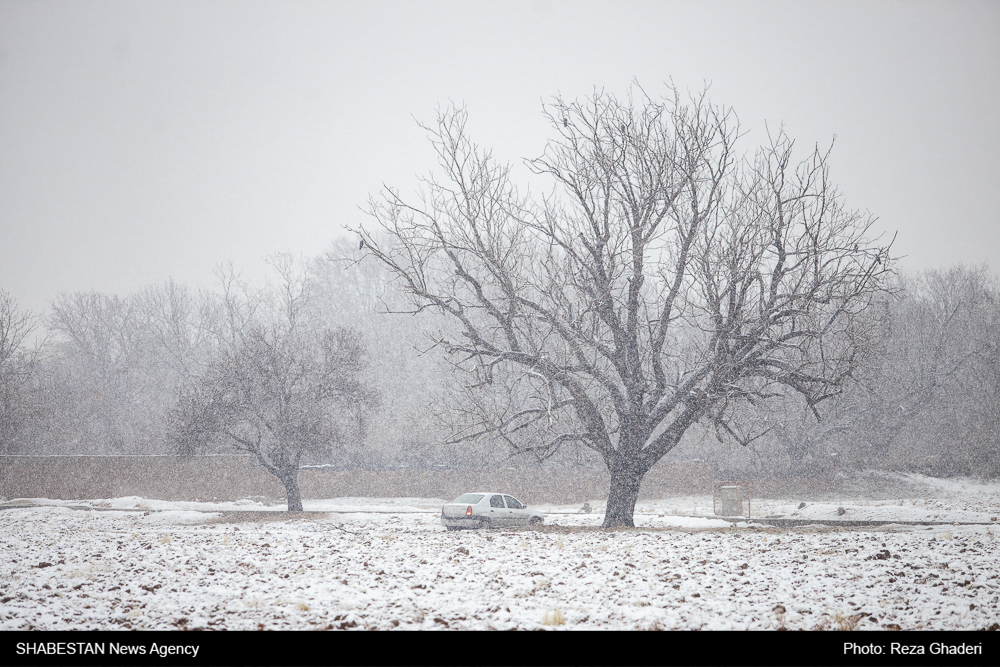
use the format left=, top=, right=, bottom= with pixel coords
left=171, top=259, right=378, bottom=511
left=0, top=290, right=42, bottom=453
left=47, top=291, right=157, bottom=453
left=172, top=326, right=377, bottom=511
left=358, top=85, right=893, bottom=527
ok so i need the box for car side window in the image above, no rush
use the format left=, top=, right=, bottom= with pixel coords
left=490, top=495, right=505, bottom=508
left=504, top=495, right=524, bottom=509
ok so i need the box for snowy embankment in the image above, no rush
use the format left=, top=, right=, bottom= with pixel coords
left=1, top=474, right=998, bottom=631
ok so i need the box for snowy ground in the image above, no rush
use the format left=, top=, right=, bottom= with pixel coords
left=1, top=473, right=998, bottom=631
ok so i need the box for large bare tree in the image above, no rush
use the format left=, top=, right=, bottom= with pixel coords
left=358, top=85, right=893, bottom=527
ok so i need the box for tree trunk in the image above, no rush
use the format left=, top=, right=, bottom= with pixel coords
left=602, top=464, right=645, bottom=528
left=279, top=469, right=304, bottom=512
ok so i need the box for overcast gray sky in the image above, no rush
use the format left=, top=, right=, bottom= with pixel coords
left=2, top=0, right=998, bottom=317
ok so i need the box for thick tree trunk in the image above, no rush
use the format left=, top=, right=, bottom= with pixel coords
left=602, top=464, right=645, bottom=528
left=279, top=470, right=304, bottom=513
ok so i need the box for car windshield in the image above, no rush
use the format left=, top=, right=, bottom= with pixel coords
left=452, top=494, right=485, bottom=504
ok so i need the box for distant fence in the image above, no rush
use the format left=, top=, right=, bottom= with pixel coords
left=0, top=456, right=281, bottom=502
left=0, top=456, right=713, bottom=504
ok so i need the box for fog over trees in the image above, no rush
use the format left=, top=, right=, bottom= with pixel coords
left=1, top=87, right=998, bottom=523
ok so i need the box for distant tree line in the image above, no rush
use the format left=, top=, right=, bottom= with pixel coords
left=760, top=265, right=1000, bottom=479
left=1, top=253, right=998, bottom=484
left=0, top=246, right=453, bottom=470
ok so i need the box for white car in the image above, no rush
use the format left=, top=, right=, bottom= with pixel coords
left=440, top=492, right=544, bottom=530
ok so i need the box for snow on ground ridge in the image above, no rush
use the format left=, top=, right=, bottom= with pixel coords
left=1, top=476, right=998, bottom=631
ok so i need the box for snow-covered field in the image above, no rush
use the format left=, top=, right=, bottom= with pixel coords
left=1, top=473, right=998, bottom=631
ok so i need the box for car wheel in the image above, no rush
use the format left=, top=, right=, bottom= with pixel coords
left=529, top=517, right=543, bottom=526
left=446, top=526, right=460, bottom=531
left=479, top=519, right=493, bottom=530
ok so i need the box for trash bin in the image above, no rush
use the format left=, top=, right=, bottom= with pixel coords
left=717, top=485, right=741, bottom=516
